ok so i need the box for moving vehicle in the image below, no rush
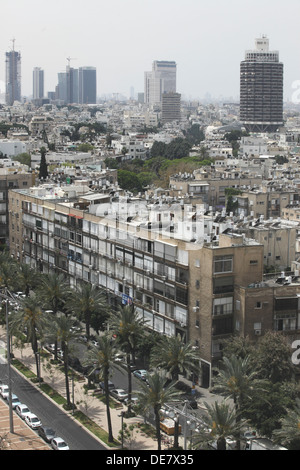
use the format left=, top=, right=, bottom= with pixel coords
left=51, top=437, right=69, bottom=450
left=110, top=388, right=128, bottom=401
left=38, top=426, right=56, bottom=443
left=15, top=404, right=31, bottom=420
left=24, top=413, right=42, bottom=429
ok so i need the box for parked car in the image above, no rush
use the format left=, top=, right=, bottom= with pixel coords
left=24, top=413, right=42, bottom=429
left=110, top=388, right=128, bottom=402
left=133, top=369, right=148, bottom=381
left=0, top=384, right=10, bottom=399
left=99, top=380, right=115, bottom=391
left=51, top=437, right=69, bottom=450
left=115, top=353, right=125, bottom=362
left=8, top=394, right=21, bottom=409
left=38, top=426, right=56, bottom=443
left=14, top=291, right=25, bottom=299
left=124, top=396, right=139, bottom=406
left=15, top=404, right=31, bottom=420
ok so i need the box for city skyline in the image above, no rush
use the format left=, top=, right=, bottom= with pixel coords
left=0, top=0, right=299, bottom=102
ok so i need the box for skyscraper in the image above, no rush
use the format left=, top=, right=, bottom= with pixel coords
left=33, top=67, right=44, bottom=100
left=79, top=67, right=97, bottom=104
left=144, top=60, right=177, bottom=106
left=5, top=41, right=21, bottom=105
left=240, top=36, right=284, bottom=132
left=161, top=92, right=181, bottom=123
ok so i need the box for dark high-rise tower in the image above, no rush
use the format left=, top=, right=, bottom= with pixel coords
left=240, top=36, right=284, bottom=132
left=5, top=40, right=21, bottom=105
left=79, top=67, right=97, bottom=104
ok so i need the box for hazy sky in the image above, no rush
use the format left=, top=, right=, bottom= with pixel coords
left=1, top=0, right=299, bottom=101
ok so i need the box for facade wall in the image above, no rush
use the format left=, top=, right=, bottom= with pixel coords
left=11, top=189, right=300, bottom=388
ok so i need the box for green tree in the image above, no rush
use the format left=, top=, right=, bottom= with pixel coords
left=16, top=263, right=39, bottom=297
left=117, top=169, right=143, bottom=193
left=109, top=305, right=144, bottom=414
left=68, top=283, right=107, bottom=340
left=273, top=401, right=300, bottom=449
left=9, top=294, right=45, bottom=378
left=38, top=147, right=48, bottom=180
left=83, top=333, right=117, bottom=443
left=212, top=355, right=268, bottom=448
left=45, top=314, right=82, bottom=408
left=254, top=331, right=296, bottom=384
left=135, top=370, right=181, bottom=450
left=193, top=400, right=246, bottom=450
left=0, top=253, right=19, bottom=292
left=38, top=272, right=71, bottom=359
left=150, top=334, right=200, bottom=381
left=13, top=153, right=31, bottom=167
left=38, top=272, right=71, bottom=317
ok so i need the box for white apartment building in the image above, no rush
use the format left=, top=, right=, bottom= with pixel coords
left=0, top=139, right=27, bottom=157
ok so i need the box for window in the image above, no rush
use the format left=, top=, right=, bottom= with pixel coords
left=213, top=276, right=234, bottom=294
left=275, top=314, right=296, bottom=331
left=214, top=255, right=233, bottom=274
left=255, top=302, right=262, bottom=309
left=213, top=297, right=233, bottom=316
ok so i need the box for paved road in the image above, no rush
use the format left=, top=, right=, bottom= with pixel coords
left=0, top=364, right=107, bottom=450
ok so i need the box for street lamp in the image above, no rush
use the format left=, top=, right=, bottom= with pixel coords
left=3, top=288, right=14, bottom=433
left=163, top=409, right=180, bottom=449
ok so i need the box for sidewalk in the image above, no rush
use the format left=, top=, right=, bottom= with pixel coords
left=0, top=327, right=223, bottom=451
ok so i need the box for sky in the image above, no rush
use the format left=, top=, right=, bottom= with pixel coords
left=0, top=0, right=299, bottom=102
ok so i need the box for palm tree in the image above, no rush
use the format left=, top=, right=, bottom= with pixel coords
left=109, top=305, right=144, bottom=414
left=272, top=401, right=300, bottom=449
left=212, top=355, right=267, bottom=413
left=45, top=314, right=82, bottom=408
left=9, top=294, right=45, bottom=378
left=0, top=253, right=19, bottom=292
left=150, top=334, right=200, bottom=381
left=193, top=400, right=246, bottom=450
left=83, top=333, right=117, bottom=443
left=135, top=370, right=181, bottom=450
left=17, top=263, right=39, bottom=297
left=38, top=272, right=71, bottom=316
left=212, top=355, right=267, bottom=449
left=68, top=282, right=107, bottom=340
left=38, top=272, right=71, bottom=359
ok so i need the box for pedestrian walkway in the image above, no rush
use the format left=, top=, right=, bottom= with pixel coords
left=0, top=399, right=50, bottom=450
left=0, top=327, right=225, bottom=451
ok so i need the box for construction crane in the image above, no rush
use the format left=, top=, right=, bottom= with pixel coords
left=66, top=57, right=77, bottom=69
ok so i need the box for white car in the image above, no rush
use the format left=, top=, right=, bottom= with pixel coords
left=110, top=388, right=128, bottom=402
left=15, top=404, right=31, bottom=420
left=24, top=413, right=42, bottom=429
left=8, top=394, right=21, bottom=409
left=51, top=437, right=69, bottom=450
left=0, top=384, right=10, bottom=399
